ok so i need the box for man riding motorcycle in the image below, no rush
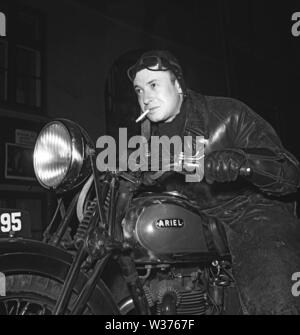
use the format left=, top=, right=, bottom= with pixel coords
left=126, top=49, right=300, bottom=314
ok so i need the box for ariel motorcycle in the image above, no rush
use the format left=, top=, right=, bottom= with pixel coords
left=0, top=119, right=246, bottom=315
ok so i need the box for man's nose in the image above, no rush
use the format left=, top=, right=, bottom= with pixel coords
left=143, top=91, right=154, bottom=106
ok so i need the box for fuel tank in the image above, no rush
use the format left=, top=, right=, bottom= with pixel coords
left=122, top=192, right=217, bottom=262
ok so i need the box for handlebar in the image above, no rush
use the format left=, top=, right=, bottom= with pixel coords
left=118, top=164, right=252, bottom=185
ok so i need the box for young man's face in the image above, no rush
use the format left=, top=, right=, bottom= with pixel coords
left=133, top=67, right=183, bottom=123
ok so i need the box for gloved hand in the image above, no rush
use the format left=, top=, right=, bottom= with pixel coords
left=205, top=150, right=246, bottom=184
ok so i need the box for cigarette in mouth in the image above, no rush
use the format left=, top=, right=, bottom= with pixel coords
left=135, top=109, right=149, bottom=123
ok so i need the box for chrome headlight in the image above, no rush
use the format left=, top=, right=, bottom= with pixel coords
left=33, top=119, right=93, bottom=192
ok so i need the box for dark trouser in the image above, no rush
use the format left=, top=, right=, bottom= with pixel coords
left=208, top=194, right=300, bottom=314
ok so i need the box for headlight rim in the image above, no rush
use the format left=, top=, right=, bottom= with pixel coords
left=34, top=119, right=93, bottom=192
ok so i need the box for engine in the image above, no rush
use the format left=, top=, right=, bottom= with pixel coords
left=138, top=260, right=233, bottom=315
left=120, top=192, right=233, bottom=314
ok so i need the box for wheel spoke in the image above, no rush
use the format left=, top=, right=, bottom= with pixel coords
left=38, top=305, right=47, bottom=315
left=0, top=301, right=9, bottom=315
left=0, top=298, right=51, bottom=315
left=15, top=300, right=22, bottom=315
left=8, top=304, right=15, bottom=315
left=20, top=302, right=30, bottom=315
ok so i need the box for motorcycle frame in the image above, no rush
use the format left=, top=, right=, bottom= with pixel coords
left=44, top=150, right=150, bottom=315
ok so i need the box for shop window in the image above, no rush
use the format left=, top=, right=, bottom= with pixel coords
left=0, top=2, right=45, bottom=113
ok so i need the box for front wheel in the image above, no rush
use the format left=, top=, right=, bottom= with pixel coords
left=0, top=238, right=121, bottom=315
left=0, top=274, right=94, bottom=315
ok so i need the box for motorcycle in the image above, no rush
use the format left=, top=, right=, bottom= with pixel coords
left=0, top=119, right=244, bottom=315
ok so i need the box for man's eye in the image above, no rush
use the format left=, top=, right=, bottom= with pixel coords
left=135, top=88, right=142, bottom=95
left=150, top=83, right=157, bottom=89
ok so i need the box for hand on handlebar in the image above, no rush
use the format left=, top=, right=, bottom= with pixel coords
left=121, top=148, right=252, bottom=186
left=204, top=150, right=250, bottom=184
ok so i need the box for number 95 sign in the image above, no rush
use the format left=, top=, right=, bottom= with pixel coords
left=0, top=210, right=31, bottom=238
left=0, top=212, right=22, bottom=233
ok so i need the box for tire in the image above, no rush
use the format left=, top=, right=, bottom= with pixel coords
left=0, top=274, right=93, bottom=315
left=0, top=239, right=120, bottom=315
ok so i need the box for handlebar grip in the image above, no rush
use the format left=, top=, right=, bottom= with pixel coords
left=239, top=165, right=252, bottom=176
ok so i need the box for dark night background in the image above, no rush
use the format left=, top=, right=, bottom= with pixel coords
left=81, top=0, right=300, bottom=157
left=0, top=0, right=299, bottom=238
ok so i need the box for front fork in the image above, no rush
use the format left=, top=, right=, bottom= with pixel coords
left=52, top=151, right=150, bottom=315
left=118, top=255, right=151, bottom=315
left=52, top=247, right=150, bottom=315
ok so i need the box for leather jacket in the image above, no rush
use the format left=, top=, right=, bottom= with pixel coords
left=150, top=90, right=300, bottom=210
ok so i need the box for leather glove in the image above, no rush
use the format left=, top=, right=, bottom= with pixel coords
left=205, top=150, right=246, bottom=184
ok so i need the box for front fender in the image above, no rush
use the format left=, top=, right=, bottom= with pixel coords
left=0, top=238, right=120, bottom=314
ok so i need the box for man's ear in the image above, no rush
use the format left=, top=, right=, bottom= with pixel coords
left=175, top=79, right=183, bottom=94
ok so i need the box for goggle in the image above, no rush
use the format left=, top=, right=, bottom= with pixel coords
left=127, top=55, right=182, bottom=82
